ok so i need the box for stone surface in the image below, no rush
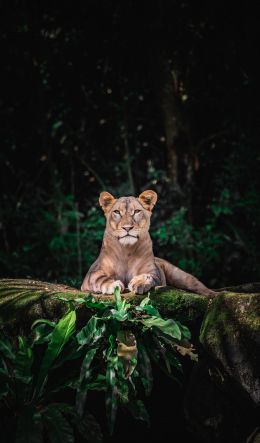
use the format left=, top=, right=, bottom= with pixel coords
left=200, top=292, right=260, bottom=404
left=0, top=279, right=208, bottom=334
left=184, top=356, right=259, bottom=443
left=183, top=290, right=260, bottom=442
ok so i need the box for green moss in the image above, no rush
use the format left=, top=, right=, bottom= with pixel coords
left=199, top=291, right=260, bottom=403
left=224, top=293, right=260, bottom=331
left=150, top=286, right=208, bottom=323
left=4, top=279, right=258, bottom=343
left=0, top=279, right=211, bottom=335
left=200, top=291, right=260, bottom=351
left=0, top=279, right=82, bottom=332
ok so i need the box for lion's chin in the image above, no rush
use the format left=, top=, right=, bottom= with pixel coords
left=119, top=236, right=138, bottom=246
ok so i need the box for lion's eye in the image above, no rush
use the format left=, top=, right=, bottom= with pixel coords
left=113, top=210, right=120, bottom=215
left=134, top=210, right=141, bottom=215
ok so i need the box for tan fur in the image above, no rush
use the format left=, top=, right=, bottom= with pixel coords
left=81, top=190, right=217, bottom=297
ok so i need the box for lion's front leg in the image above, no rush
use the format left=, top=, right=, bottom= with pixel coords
left=99, top=279, right=125, bottom=294
left=128, top=273, right=156, bottom=295
left=81, top=270, right=124, bottom=295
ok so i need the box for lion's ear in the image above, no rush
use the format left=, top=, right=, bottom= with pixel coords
left=138, top=190, right=157, bottom=211
left=99, top=192, right=116, bottom=213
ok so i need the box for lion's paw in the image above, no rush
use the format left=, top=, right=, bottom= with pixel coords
left=101, top=279, right=125, bottom=295
left=128, top=274, right=154, bottom=295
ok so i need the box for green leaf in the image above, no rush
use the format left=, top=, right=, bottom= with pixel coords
left=93, top=322, right=106, bottom=341
left=139, top=296, right=150, bottom=308
left=135, top=297, right=161, bottom=317
left=79, top=348, right=98, bottom=383
left=32, top=323, right=55, bottom=345
left=0, top=336, right=15, bottom=360
left=32, top=319, right=56, bottom=345
left=42, top=405, right=74, bottom=443
left=35, top=309, right=76, bottom=399
left=142, top=317, right=182, bottom=340
left=52, top=120, right=63, bottom=130
left=76, top=317, right=97, bottom=346
left=15, top=337, right=33, bottom=379
left=146, top=334, right=181, bottom=382
left=114, top=286, right=122, bottom=310
left=106, top=334, right=117, bottom=360
left=77, top=318, right=106, bottom=347
left=52, top=337, right=82, bottom=369
left=81, top=374, right=107, bottom=392
left=144, top=333, right=168, bottom=372
left=107, top=309, right=129, bottom=322
left=106, top=362, right=117, bottom=388
left=76, top=348, right=98, bottom=417
left=106, top=364, right=118, bottom=435
left=142, top=305, right=161, bottom=317
left=84, top=296, right=113, bottom=310
left=16, top=406, right=43, bottom=443
left=116, top=360, right=129, bottom=402
left=176, top=321, right=191, bottom=340
left=32, top=319, right=56, bottom=329
left=73, top=297, right=86, bottom=304
left=126, top=399, right=150, bottom=425
left=137, top=342, right=153, bottom=396
left=14, top=337, right=33, bottom=401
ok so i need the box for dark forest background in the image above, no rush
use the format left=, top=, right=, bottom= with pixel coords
left=1, top=0, right=260, bottom=289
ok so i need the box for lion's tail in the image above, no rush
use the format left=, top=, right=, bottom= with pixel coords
left=155, top=257, right=216, bottom=296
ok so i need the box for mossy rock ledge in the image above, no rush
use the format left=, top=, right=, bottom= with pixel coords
left=0, top=278, right=208, bottom=334
left=0, top=279, right=259, bottom=372
left=184, top=290, right=260, bottom=443
left=200, top=291, right=260, bottom=405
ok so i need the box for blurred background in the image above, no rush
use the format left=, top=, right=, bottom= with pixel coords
left=1, top=1, right=259, bottom=289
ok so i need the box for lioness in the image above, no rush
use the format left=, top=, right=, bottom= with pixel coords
left=81, top=190, right=217, bottom=297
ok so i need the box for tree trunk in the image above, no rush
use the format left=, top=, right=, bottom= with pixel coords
left=159, top=60, right=182, bottom=189
left=153, top=54, right=193, bottom=192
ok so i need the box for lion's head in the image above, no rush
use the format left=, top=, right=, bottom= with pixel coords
left=99, top=190, right=157, bottom=246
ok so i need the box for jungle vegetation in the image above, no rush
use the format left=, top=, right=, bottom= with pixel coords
left=0, top=1, right=259, bottom=288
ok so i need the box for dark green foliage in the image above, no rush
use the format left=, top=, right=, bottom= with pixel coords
left=1, top=166, right=259, bottom=288
left=0, top=191, right=105, bottom=285
left=0, top=288, right=194, bottom=441
left=58, top=287, right=194, bottom=434
left=0, top=2, right=259, bottom=288
left=0, top=308, right=104, bottom=442
left=152, top=173, right=260, bottom=286
left=0, top=309, right=86, bottom=443
left=34, top=309, right=76, bottom=398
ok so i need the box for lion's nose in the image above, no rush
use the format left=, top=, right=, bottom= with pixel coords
left=123, top=225, right=133, bottom=232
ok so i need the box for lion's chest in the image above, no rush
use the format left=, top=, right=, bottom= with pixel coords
left=100, top=245, right=156, bottom=286
left=112, top=256, right=150, bottom=285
